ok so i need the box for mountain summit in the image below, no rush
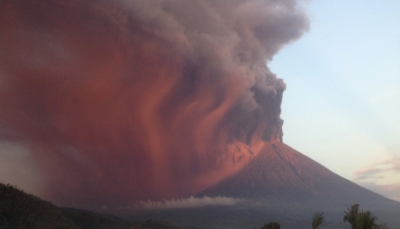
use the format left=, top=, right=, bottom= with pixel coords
left=199, top=142, right=394, bottom=207
left=133, top=142, right=400, bottom=229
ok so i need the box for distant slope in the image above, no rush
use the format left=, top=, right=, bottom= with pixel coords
left=132, top=142, right=400, bottom=229
left=0, top=183, right=183, bottom=229
left=199, top=142, right=397, bottom=208
left=130, top=142, right=400, bottom=229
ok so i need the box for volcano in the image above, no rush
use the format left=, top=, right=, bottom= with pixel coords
left=131, top=141, right=400, bottom=229
left=199, top=141, right=393, bottom=206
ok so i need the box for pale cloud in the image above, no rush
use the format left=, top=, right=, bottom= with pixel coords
left=132, top=196, right=244, bottom=210
left=354, top=167, right=385, bottom=181
left=354, top=150, right=400, bottom=201
left=354, top=153, right=400, bottom=185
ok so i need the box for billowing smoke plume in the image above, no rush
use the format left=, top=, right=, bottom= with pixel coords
left=0, top=0, right=308, bottom=209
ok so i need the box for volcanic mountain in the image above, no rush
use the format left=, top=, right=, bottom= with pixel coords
left=132, top=141, right=400, bottom=229
left=199, top=141, right=394, bottom=207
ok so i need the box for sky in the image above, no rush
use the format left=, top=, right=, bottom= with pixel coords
left=270, top=0, right=400, bottom=201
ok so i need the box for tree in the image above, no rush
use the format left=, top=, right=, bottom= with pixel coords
left=344, top=204, right=388, bottom=229
left=356, top=211, right=376, bottom=229
left=261, top=222, right=280, bottom=229
left=344, top=204, right=359, bottom=229
left=356, top=211, right=388, bottom=229
left=312, top=212, right=324, bottom=229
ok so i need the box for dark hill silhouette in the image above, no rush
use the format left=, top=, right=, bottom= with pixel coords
left=0, top=183, right=80, bottom=229
left=0, top=183, right=183, bottom=229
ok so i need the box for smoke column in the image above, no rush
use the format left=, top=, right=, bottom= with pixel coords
left=0, top=0, right=308, bottom=209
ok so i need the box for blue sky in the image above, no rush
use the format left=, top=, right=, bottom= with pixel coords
left=270, top=0, right=400, bottom=200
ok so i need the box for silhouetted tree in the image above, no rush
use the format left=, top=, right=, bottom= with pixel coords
left=344, top=204, right=388, bottom=229
left=312, top=212, right=324, bottom=229
left=356, top=211, right=376, bottom=229
left=356, top=211, right=388, bottom=229
left=261, top=222, right=280, bottom=229
left=344, top=204, right=359, bottom=229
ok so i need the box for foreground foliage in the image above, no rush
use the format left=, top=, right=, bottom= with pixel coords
left=344, top=204, right=388, bottom=229
left=260, top=204, right=387, bottom=229
left=261, top=222, right=281, bottom=229
left=312, top=212, right=324, bottom=229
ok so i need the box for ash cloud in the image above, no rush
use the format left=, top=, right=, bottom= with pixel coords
left=0, top=0, right=308, bottom=209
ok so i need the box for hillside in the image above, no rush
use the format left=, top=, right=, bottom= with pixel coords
left=199, top=142, right=396, bottom=208
left=2, top=142, right=400, bottom=229
left=131, top=142, right=400, bottom=229
left=0, top=183, right=182, bottom=229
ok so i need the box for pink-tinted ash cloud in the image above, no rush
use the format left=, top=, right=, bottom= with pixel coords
left=0, top=0, right=308, bottom=209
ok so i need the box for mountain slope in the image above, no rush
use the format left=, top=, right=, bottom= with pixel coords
left=133, top=142, right=400, bottom=229
left=199, top=142, right=396, bottom=208
left=3, top=141, right=399, bottom=229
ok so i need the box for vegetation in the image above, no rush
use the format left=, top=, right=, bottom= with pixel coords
left=343, top=204, right=388, bottom=229
left=0, top=184, right=391, bottom=229
left=261, top=222, right=281, bottom=229
left=344, top=204, right=360, bottom=229
left=0, top=183, right=80, bottom=229
left=0, top=183, right=182, bottom=229
left=258, top=204, right=387, bottom=229
left=312, top=212, right=324, bottom=229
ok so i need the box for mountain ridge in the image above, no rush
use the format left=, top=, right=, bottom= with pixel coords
left=130, top=142, right=400, bottom=229
left=199, top=142, right=397, bottom=208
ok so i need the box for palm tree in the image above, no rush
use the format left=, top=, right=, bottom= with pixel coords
left=356, top=211, right=376, bottom=229
left=312, top=212, right=324, bottom=229
left=344, top=204, right=359, bottom=229
left=343, top=204, right=388, bottom=229
left=356, top=211, right=389, bottom=229
left=261, top=222, right=280, bottom=229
